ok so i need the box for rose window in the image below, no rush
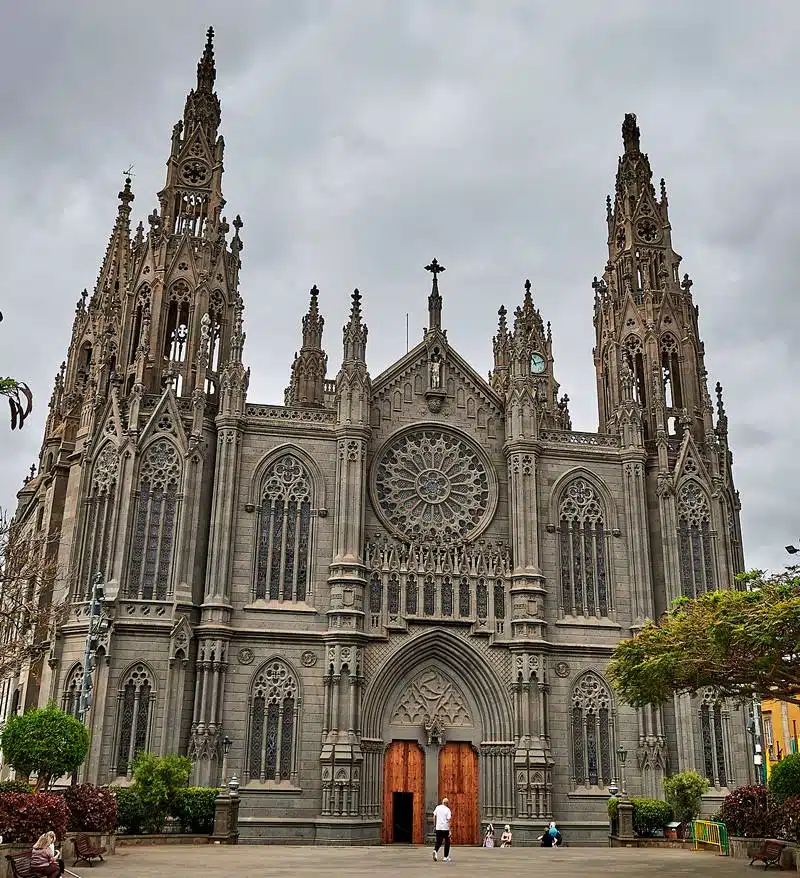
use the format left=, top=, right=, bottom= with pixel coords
left=372, top=428, right=493, bottom=542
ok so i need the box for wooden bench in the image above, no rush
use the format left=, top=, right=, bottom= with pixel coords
left=749, top=839, right=787, bottom=870
left=6, top=853, right=34, bottom=878
left=73, top=833, right=106, bottom=867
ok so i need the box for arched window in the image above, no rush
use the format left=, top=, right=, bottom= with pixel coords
left=61, top=664, right=83, bottom=718
left=700, top=688, right=728, bottom=788
left=115, top=663, right=154, bottom=776
left=571, top=672, right=614, bottom=788
left=660, top=334, right=682, bottom=409
left=558, top=478, right=609, bottom=617
left=79, top=444, right=119, bottom=597
left=246, top=660, right=300, bottom=785
left=129, top=285, right=151, bottom=364
left=127, top=439, right=182, bottom=600
left=254, top=455, right=313, bottom=602
left=162, top=281, right=191, bottom=363
left=677, top=480, right=715, bottom=597
left=622, top=334, right=646, bottom=410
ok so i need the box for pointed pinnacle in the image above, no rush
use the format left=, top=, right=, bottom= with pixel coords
left=197, top=26, right=216, bottom=93
left=622, top=113, right=641, bottom=154
left=350, top=288, right=362, bottom=320
left=309, top=285, right=320, bottom=313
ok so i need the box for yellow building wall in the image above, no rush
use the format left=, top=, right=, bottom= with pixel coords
left=761, top=698, right=800, bottom=777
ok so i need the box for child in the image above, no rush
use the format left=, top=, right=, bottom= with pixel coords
left=482, top=823, right=495, bottom=848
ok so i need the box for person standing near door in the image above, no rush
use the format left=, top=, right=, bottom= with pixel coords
left=433, top=796, right=453, bottom=862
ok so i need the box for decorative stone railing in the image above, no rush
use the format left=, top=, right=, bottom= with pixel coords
left=245, top=404, right=336, bottom=424
left=540, top=429, right=619, bottom=448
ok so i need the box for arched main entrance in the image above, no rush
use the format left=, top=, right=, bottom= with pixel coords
left=363, top=629, right=513, bottom=845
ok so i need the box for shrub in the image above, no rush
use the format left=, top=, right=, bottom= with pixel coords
left=173, top=787, right=218, bottom=834
left=607, top=796, right=619, bottom=821
left=113, top=787, right=146, bottom=835
left=631, top=798, right=673, bottom=836
left=0, top=779, right=33, bottom=793
left=777, top=795, right=800, bottom=842
left=769, top=753, right=800, bottom=804
left=0, top=792, right=69, bottom=843
left=131, top=753, right=192, bottom=834
left=0, top=705, right=89, bottom=790
left=62, top=784, right=118, bottom=833
left=663, top=770, right=709, bottom=824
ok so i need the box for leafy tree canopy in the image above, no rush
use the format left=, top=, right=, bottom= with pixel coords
left=607, top=569, right=800, bottom=707
left=0, top=704, right=89, bottom=789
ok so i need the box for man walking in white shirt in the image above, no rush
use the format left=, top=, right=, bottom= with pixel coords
left=432, top=796, right=452, bottom=862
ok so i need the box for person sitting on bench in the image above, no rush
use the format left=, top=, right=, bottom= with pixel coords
left=31, top=831, right=64, bottom=877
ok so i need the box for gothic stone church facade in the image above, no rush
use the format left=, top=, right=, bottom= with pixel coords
left=9, top=30, right=753, bottom=843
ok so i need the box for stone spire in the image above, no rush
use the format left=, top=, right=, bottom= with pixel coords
left=425, top=258, right=445, bottom=332
left=183, top=26, right=221, bottom=142
left=287, top=286, right=328, bottom=407
left=490, top=305, right=511, bottom=394
left=342, top=288, right=367, bottom=364
left=593, top=112, right=716, bottom=447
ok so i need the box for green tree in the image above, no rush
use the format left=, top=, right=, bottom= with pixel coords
left=607, top=569, right=800, bottom=706
left=0, top=704, right=89, bottom=790
left=768, top=753, right=800, bottom=803
left=663, top=770, right=709, bottom=824
left=131, top=753, right=192, bottom=834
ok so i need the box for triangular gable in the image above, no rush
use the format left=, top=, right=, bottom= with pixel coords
left=165, top=235, right=200, bottom=286
left=138, top=387, right=188, bottom=453
left=673, top=430, right=711, bottom=484
left=371, top=339, right=504, bottom=424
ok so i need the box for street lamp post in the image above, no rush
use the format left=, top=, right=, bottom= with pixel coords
left=77, top=573, right=108, bottom=724
left=221, top=735, right=232, bottom=788
left=617, top=746, right=628, bottom=799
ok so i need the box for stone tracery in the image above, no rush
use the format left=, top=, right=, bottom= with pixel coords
left=373, top=428, right=492, bottom=543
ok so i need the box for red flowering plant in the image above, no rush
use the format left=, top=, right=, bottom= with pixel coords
left=0, top=792, right=69, bottom=843
left=62, top=784, right=118, bottom=833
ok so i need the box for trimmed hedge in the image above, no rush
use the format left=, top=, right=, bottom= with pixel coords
left=113, top=787, right=146, bottom=835
left=0, top=792, right=69, bottom=843
left=630, top=797, right=673, bottom=836
left=62, top=784, right=118, bottom=833
left=173, top=787, right=218, bottom=834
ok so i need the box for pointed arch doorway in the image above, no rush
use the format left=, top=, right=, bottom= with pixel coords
left=382, top=741, right=425, bottom=844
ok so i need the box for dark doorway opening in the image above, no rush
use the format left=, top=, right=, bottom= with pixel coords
left=392, top=791, right=414, bottom=843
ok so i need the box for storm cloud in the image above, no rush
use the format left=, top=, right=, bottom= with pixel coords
left=1, top=0, right=797, bottom=571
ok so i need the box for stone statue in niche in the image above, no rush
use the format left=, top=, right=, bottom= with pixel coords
left=429, top=351, right=442, bottom=389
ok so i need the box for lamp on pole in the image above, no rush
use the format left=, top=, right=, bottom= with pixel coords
left=220, top=735, right=232, bottom=788
left=77, top=572, right=109, bottom=724
left=617, top=746, right=628, bottom=799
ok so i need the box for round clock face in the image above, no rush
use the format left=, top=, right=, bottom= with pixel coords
left=530, top=352, right=546, bottom=374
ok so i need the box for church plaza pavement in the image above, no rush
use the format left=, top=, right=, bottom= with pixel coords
left=100, top=844, right=759, bottom=877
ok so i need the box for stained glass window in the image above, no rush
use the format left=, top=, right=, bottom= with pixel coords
left=700, top=690, right=728, bottom=788
left=255, top=455, right=313, bottom=602
left=406, top=575, right=418, bottom=615
left=493, top=580, right=505, bottom=620
left=79, top=444, right=119, bottom=598
left=246, top=661, right=299, bottom=785
left=61, top=664, right=83, bottom=718
left=677, top=481, right=716, bottom=598
left=441, top=577, right=453, bottom=617
left=115, top=663, right=154, bottom=776
left=459, top=577, right=470, bottom=618
left=570, top=672, right=613, bottom=789
left=127, top=440, right=181, bottom=600
left=558, top=479, right=609, bottom=617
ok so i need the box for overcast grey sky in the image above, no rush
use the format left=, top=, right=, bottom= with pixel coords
left=0, top=1, right=797, bottom=572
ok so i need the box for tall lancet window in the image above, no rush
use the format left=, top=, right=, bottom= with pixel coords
left=115, top=663, right=155, bottom=776
left=677, top=479, right=716, bottom=598
left=129, top=285, right=151, bottom=364
left=79, top=444, right=119, bottom=598
left=127, top=439, right=182, bottom=600
left=660, top=334, right=683, bottom=409
left=700, top=688, right=728, bottom=788
left=254, top=455, right=313, bottom=602
left=558, top=478, right=609, bottom=617
left=61, top=664, right=83, bottom=718
left=245, top=660, right=300, bottom=785
left=570, top=672, right=614, bottom=789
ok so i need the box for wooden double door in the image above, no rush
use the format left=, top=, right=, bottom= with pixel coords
left=382, top=740, right=479, bottom=845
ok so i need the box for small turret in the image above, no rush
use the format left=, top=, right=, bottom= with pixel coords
left=287, top=286, right=328, bottom=408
